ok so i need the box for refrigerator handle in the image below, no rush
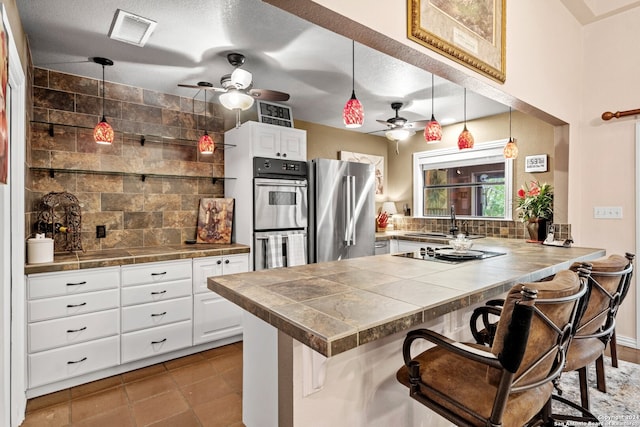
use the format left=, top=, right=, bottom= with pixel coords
left=344, top=175, right=351, bottom=245
left=350, top=176, right=356, bottom=245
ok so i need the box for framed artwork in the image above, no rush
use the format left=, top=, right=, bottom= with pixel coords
left=408, top=0, right=506, bottom=83
left=196, top=198, right=234, bottom=244
left=340, top=151, right=384, bottom=195
left=0, top=8, right=9, bottom=184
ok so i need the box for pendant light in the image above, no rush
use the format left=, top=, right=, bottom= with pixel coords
left=503, top=107, right=518, bottom=159
left=457, top=88, right=474, bottom=150
left=343, top=40, right=364, bottom=128
left=198, top=90, right=214, bottom=154
left=424, top=73, right=442, bottom=143
left=92, top=57, right=114, bottom=145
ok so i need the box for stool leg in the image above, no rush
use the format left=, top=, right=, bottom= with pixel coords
left=610, top=331, right=619, bottom=368
left=595, top=353, right=607, bottom=393
left=578, top=366, right=590, bottom=410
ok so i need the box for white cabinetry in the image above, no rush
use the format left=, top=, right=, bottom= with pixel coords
left=26, top=267, right=121, bottom=388
left=192, top=255, right=248, bottom=345
left=120, top=260, right=193, bottom=363
left=250, top=123, right=306, bottom=160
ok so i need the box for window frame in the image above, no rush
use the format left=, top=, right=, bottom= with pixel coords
left=412, top=139, right=514, bottom=220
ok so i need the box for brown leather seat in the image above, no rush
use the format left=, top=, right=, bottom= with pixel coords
left=564, top=253, right=634, bottom=410
left=397, top=270, right=588, bottom=427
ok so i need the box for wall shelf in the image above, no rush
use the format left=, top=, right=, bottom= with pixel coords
left=30, top=167, right=234, bottom=184
left=30, top=120, right=236, bottom=150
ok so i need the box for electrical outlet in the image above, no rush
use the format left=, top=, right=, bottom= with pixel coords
left=96, top=225, right=106, bottom=238
left=593, top=206, right=623, bottom=219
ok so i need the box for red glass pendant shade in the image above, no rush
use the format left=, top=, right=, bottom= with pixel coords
left=343, top=91, right=364, bottom=128
left=503, top=138, right=518, bottom=159
left=198, top=132, right=214, bottom=154
left=93, top=118, right=114, bottom=145
left=424, top=114, right=442, bottom=143
left=457, top=125, right=474, bottom=150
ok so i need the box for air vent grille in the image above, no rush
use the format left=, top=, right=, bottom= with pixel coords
left=108, top=9, right=157, bottom=47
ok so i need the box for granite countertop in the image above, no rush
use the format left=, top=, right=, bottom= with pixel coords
left=208, top=238, right=604, bottom=357
left=24, top=243, right=250, bottom=275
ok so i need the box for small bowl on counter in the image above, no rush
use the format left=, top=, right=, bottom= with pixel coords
left=449, top=235, right=473, bottom=253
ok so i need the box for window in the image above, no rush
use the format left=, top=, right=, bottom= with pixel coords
left=413, top=140, right=513, bottom=220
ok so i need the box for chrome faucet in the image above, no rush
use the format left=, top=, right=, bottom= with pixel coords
left=449, top=205, right=458, bottom=236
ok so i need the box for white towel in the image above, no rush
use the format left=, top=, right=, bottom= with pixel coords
left=266, top=235, right=284, bottom=269
left=287, top=234, right=307, bottom=267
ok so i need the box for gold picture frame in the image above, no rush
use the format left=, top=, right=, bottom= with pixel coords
left=408, top=0, right=506, bottom=83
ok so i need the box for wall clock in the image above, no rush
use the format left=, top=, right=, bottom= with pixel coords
left=256, top=101, right=294, bottom=127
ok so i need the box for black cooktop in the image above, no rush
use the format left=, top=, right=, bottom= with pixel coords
left=393, top=247, right=506, bottom=264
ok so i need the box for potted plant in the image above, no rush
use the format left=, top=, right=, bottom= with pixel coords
left=516, top=180, right=553, bottom=242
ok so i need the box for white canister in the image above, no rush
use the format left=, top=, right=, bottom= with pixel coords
left=27, top=237, right=54, bottom=264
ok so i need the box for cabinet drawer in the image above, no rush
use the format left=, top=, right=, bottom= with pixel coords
left=121, top=296, right=192, bottom=333
left=28, top=267, right=120, bottom=299
left=28, top=288, right=119, bottom=322
left=121, top=320, right=192, bottom=363
left=28, top=309, right=119, bottom=353
left=122, top=260, right=191, bottom=287
left=121, top=279, right=191, bottom=306
left=193, top=293, right=242, bottom=345
left=28, top=336, right=120, bottom=388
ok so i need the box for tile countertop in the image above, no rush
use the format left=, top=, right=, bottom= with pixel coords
left=207, top=238, right=604, bottom=358
left=24, top=243, right=250, bottom=275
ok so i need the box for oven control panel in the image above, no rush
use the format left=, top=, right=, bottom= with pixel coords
left=254, top=157, right=308, bottom=178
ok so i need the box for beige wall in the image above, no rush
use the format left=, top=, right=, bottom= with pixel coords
left=1, top=0, right=29, bottom=71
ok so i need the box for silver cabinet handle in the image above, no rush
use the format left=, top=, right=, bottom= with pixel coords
left=66, top=281, right=87, bottom=286
left=66, top=302, right=87, bottom=308
left=66, top=326, right=87, bottom=333
left=151, top=290, right=167, bottom=295
left=151, top=338, right=167, bottom=344
left=151, top=312, right=167, bottom=317
left=67, top=357, right=87, bottom=364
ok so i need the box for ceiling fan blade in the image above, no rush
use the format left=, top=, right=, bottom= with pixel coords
left=248, top=88, right=290, bottom=101
left=177, top=83, right=226, bottom=92
left=404, top=120, right=430, bottom=129
left=231, top=68, right=252, bottom=89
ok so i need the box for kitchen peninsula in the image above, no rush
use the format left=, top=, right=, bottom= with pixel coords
left=207, top=237, right=604, bottom=427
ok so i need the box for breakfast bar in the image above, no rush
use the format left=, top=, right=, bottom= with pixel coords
left=207, top=238, right=604, bottom=427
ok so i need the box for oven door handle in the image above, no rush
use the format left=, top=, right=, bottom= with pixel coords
left=255, top=182, right=307, bottom=188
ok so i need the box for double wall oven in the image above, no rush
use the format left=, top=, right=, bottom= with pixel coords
left=253, top=157, right=308, bottom=270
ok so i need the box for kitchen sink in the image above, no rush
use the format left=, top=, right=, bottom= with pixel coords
left=404, top=232, right=485, bottom=240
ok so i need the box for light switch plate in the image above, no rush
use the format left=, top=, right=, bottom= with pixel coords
left=593, top=206, right=623, bottom=219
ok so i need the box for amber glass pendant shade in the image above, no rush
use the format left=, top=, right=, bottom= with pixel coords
left=424, top=115, right=442, bottom=143
left=503, top=138, right=518, bottom=159
left=457, top=125, right=474, bottom=149
left=94, top=118, right=114, bottom=145
left=198, top=132, right=214, bottom=154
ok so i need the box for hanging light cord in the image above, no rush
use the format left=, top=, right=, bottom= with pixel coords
left=101, top=64, right=106, bottom=120
left=351, top=40, right=355, bottom=93
left=509, top=107, right=512, bottom=139
left=431, top=74, right=435, bottom=115
left=463, top=88, right=467, bottom=124
left=203, top=90, right=208, bottom=133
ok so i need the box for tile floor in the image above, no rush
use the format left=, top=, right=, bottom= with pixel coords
left=19, top=342, right=640, bottom=427
left=21, top=342, right=244, bottom=427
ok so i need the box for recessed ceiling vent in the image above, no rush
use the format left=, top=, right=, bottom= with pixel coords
left=108, top=9, right=157, bottom=47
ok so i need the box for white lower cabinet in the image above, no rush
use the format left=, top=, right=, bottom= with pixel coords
left=26, top=253, right=249, bottom=394
left=192, top=255, right=248, bottom=345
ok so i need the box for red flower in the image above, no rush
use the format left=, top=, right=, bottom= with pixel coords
left=517, top=188, right=525, bottom=198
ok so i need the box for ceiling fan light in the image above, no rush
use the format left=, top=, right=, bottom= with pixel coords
left=457, top=125, right=474, bottom=150
left=198, top=132, right=215, bottom=154
left=424, top=115, right=442, bottom=143
left=230, top=68, right=252, bottom=89
left=219, top=90, right=255, bottom=111
left=386, top=128, right=414, bottom=141
left=94, top=118, right=114, bottom=145
left=343, top=91, right=364, bottom=128
left=503, top=137, right=518, bottom=159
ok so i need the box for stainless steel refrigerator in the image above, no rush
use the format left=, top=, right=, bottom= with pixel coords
left=308, top=158, right=376, bottom=263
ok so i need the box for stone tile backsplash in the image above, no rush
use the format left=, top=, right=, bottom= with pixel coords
left=27, top=68, right=227, bottom=251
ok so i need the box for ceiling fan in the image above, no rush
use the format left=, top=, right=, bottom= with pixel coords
left=178, top=52, right=290, bottom=108
left=375, top=102, right=429, bottom=141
